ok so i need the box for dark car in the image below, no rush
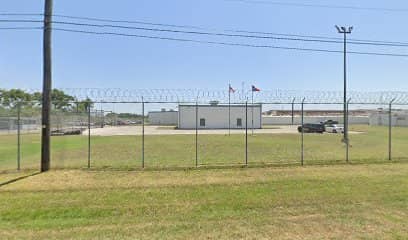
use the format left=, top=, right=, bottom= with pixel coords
left=298, top=123, right=325, bottom=133
left=322, top=119, right=339, bottom=125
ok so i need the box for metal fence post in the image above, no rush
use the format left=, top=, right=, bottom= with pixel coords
left=195, top=100, right=198, bottom=167
left=245, top=100, right=248, bottom=166
left=251, top=93, right=254, bottom=136
left=389, top=98, right=396, bottom=161
left=87, top=103, right=91, bottom=169
left=142, top=98, right=145, bottom=168
left=301, top=98, right=305, bottom=166
left=346, top=98, right=351, bottom=163
left=17, top=103, right=21, bottom=171
left=291, top=97, right=295, bottom=125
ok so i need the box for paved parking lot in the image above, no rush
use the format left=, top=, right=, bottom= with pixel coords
left=84, top=125, right=360, bottom=136
left=84, top=125, right=299, bottom=136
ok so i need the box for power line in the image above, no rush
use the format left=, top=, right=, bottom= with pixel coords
left=53, top=28, right=408, bottom=58
left=0, top=13, right=208, bottom=30
left=50, top=14, right=408, bottom=46
left=59, top=21, right=408, bottom=47
left=2, top=18, right=406, bottom=54
left=0, top=27, right=42, bottom=30
left=53, top=14, right=210, bottom=31
left=227, top=29, right=408, bottom=46
left=51, top=27, right=345, bottom=53
left=0, top=13, right=43, bottom=16
left=3, top=19, right=408, bottom=48
left=224, top=0, right=408, bottom=13
left=51, top=20, right=346, bottom=44
left=42, top=21, right=408, bottom=47
left=0, top=19, right=42, bottom=23
left=1, top=13, right=408, bottom=46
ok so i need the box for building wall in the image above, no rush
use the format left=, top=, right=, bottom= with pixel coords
left=262, top=116, right=369, bottom=125
left=369, top=112, right=408, bottom=126
left=148, top=111, right=178, bottom=125
left=0, top=117, right=40, bottom=131
left=178, top=105, right=261, bottom=129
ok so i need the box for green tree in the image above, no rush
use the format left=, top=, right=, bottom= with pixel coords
left=0, top=88, right=94, bottom=112
left=32, top=89, right=76, bottom=110
left=75, top=98, right=94, bottom=112
left=51, top=89, right=75, bottom=110
left=0, top=89, right=33, bottom=108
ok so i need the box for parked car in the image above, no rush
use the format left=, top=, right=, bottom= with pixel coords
left=322, top=119, right=339, bottom=125
left=325, top=124, right=344, bottom=133
left=297, top=123, right=325, bottom=133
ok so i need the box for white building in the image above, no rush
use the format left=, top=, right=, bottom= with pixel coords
left=0, top=117, right=40, bottom=131
left=178, top=104, right=261, bottom=129
left=148, top=110, right=178, bottom=125
left=369, top=110, right=408, bottom=127
left=262, top=116, right=369, bottom=125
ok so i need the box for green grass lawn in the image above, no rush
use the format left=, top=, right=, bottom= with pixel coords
left=0, top=163, right=407, bottom=239
left=0, top=125, right=408, bottom=171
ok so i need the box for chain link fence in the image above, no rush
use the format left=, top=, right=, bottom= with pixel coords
left=1, top=100, right=408, bottom=172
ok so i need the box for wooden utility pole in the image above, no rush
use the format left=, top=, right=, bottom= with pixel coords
left=41, top=0, right=53, bottom=172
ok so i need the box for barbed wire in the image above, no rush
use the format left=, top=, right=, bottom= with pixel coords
left=20, top=88, right=408, bottom=104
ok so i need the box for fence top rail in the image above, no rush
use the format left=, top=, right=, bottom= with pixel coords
left=3, top=88, right=407, bottom=104
left=9, top=100, right=408, bottom=105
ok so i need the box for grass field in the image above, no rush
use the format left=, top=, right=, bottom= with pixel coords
left=1, top=125, right=408, bottom=171
left=0, top=163, right=407, bottom=239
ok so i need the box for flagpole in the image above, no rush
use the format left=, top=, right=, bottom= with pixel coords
left=241, top=82, right=244, bottom=101
left=252, top=88, right=254, bottom=135
left=228, top=83, right=231, bottom=136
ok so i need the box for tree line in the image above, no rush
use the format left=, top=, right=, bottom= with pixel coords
left=0, top=89, right=93, bottom=112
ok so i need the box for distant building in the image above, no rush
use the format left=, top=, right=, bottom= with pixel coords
left=263, top=109, right=370, bottom=116
left=369, top=110, right=408, bottom=127
left=178, top=104, right=261, bottom=129
left=0, top=117, right=39, bottom=131
left=262, top=116, right=369, bottom=125
left=148, top=109, right=178, bottom=125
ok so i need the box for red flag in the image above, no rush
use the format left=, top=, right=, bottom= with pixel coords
left=229, top=85, right=236, bottom=93
left=252, top=85, right=260, bottom=92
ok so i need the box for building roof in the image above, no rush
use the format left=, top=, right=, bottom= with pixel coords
left=148, top=111, right=177, bottom=114
left=179, top=104, right=261, bottom=107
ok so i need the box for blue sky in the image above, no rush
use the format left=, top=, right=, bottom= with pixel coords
left=1, top=0, right=408, bottom=93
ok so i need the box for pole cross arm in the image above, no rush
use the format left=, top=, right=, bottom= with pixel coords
left=335, top=25, right=353, bottom=33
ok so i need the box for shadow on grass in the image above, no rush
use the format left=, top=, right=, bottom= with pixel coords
left=1, top=159, right=407, bottom=174
left=0, top=171, right=41, bottom=188
left=68, top=158, right=408, bottom=173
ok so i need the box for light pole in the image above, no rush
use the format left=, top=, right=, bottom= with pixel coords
left=335, top=25, right=353, bottom=155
